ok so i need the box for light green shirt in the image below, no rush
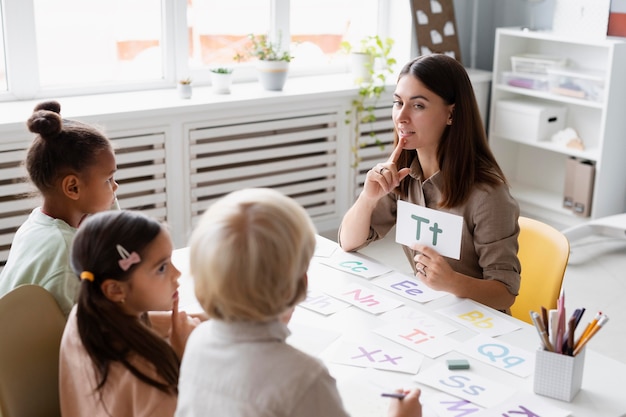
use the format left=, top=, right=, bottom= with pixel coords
left=0, top=207, right=78, bottom=317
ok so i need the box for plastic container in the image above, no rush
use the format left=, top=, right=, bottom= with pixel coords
left=547, top=67, right=605, bottom=102
left=501, top=71, right=549, bottom=91
left=511, top=54, right=567, bottom=74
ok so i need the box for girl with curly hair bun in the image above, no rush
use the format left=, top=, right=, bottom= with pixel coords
left=0, top=100, right=119, bottom=316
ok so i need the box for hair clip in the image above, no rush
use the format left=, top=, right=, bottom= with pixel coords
left=80, top=271, right=95, bottom=282
left=116, top=244, right=141, bottom=271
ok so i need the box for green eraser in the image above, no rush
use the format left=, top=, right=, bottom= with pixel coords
left=447, top=359, right=470, bottom=370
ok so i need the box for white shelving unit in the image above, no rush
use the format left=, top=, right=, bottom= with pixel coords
left=488, top=27, right=626, bottom=229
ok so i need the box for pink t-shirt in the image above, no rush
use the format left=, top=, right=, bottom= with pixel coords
left=59, top=306, right=177, bottom=417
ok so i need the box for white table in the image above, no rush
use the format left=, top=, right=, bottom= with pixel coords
left=173, top=236, right=626, bottom=416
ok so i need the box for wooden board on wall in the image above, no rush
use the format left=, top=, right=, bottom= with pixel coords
left=410, top=0, right=462, bottom=62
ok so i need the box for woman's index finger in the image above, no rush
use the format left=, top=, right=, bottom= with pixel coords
left=388, top=138, right=405, bottom=164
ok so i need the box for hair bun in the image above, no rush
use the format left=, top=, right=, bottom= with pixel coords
left=27, top=101, right=63, bottom=138
left=33, top=100, right=61, bottom=114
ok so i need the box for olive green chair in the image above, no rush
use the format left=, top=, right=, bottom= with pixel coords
left=0, top=285, right=66, bottom=417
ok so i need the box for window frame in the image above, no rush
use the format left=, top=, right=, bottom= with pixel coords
left=0, top=0, right=403, bottom=101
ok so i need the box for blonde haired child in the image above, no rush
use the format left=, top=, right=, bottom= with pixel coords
left=0, top=101, right=119, bottom=316
left=176, top=188, right=421, bottom=417
left=60, top=210, right=197, bottom=417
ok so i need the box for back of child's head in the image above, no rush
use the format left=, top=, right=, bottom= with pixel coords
left=70, top=210, right=179, bottom=394
left=71, top=210, right=162, bottom=292
left=189, top=188, right=317, bottom=322
left=26, top=100, right=112, bottom=194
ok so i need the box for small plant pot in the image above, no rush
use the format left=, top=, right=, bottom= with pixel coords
left=177, top=83, right=192, bottom=99
left=256, top=60, right=289, bottom=91
left=210, top=72, right=233, bottom=94
left=350, top=52, right=375, bottom=84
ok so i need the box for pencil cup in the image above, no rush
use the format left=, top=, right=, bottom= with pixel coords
left=533, top=348, right=585, bottom=402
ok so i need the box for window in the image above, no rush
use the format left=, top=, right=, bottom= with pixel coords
left=187, top=0, right=271, bottom=69
left=33, top=0, right=164, bottom=87
left=1, top=0, right=387, bottom=100
left=290, top=0, right=379, bottom=72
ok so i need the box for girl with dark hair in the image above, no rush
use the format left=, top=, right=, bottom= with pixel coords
left=60, top=210, right=198, bottom=417
left=339, top=54, right=521, bottom=313
left=0, top=100, right=119, bottom=316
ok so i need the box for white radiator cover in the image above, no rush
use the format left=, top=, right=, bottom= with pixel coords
left=0, top=129, right=170, bottom=267
left=188, top=108, right=341, bottom=229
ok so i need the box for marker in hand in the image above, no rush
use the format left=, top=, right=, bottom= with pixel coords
left=381, top=392, right=406, bottom=400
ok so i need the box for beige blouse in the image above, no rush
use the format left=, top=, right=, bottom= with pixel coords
left=344, top=162, right=521, bottom=297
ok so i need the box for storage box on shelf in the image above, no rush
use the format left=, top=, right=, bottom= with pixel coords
left=493, top=99, right=566, bottom=144
left=501, top=53, right=567, bottom=93
left=488, top=27, right=626, bottom=229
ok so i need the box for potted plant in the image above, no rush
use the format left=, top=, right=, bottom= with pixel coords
left=341, top=36, right=396, bottom=167
left=209, top=67, right=234, bottom=94
left=177, top=77, right=192, bottom=99
left=341, top=35, right=394, bottom=84
left=234, top=33, right=293, bottom=91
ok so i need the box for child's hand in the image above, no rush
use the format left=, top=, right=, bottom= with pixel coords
left=169, top=297, right=201, bottom=359
left=386, top=388, right=422, bottom=417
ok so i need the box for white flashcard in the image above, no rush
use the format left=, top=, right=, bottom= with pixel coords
left=286, top=321, right=342, bottom=357
left=319, top=249, right=393, bottom=279
left=379, top=305, right=459, bottom=336
left=314, top=234, right=337, bottom=258
left=395, top=200, right=463, bottom=259
left=374, top=321, right=458, bottom=358
left=436, top=299, right=522, bottom=337
left=473, top=392, right=571, bottom=417
left=298, top=289, right=351, bottom=316
left=456, top=334, right=534, bottom=377
left=327, top=333, right=423, bottom=374
left=373, top=272, right=449, bottom=303
left=414, top=363, right=515, bottom=408
left=329, top=283, right=403, bottom=315
left=424, top=392, right=484, bottom=417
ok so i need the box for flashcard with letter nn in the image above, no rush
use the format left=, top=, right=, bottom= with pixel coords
left=328, top=283, right=403, bottom=314
left=395, top=200, right=463, bottom=259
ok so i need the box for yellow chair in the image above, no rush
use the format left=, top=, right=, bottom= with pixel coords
left=0, top=285, right=66, bottom=417
left=511, top=216, right=570, bottom=324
